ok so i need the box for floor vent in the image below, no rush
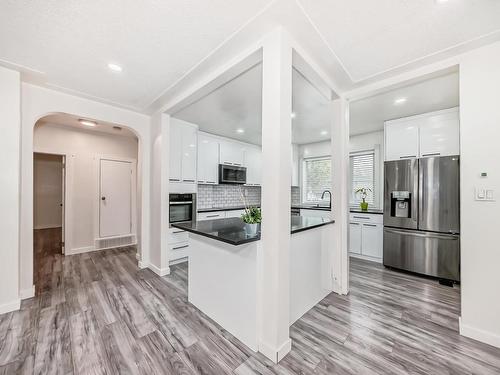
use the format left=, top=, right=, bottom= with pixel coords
left=95, top=235, right=135, bottom=250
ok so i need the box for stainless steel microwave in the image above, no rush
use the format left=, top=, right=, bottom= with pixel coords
left=218, top=164, right=247, bottom=184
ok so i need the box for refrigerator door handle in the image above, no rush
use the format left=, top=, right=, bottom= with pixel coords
left=413, top=159, right=419, bottom=224
left=384, top=227, right=459, bottom=240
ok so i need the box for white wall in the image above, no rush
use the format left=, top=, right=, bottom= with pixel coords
left=459, top=41, right=500, bottom=347
left=20, top=83, right=151, bottom=298
left=349, top=130, right=384, bottom=208
left=0, top=66, right=21, bottom=313
left=34, top=153, right=63, bottom=229
left=34, top=123, right=138, bottom=252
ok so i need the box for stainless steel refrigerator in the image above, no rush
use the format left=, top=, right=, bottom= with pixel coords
left=383, top=156, right=460, bottom=282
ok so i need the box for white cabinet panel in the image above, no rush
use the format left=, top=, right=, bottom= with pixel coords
left=349, top=222, right=362, bottom=254
left=169, top=122, right=182, bottom=182
left=220, top=141, right=245, bottom=166
left=197, top=211, right=226, bottom=221
left=197, top=133, right=219, bottom=184
left=225, top=209, right=245, bottom=218
left=419, top=109, right=459, bottom=157
left=361, top=223, right=383, bottom=259
left=385, top=119, right=420, bottom=161
left=245, top=146, right=262, bottom=186
left=300, top=209, right=331, bottom=218
left=181, top=125, right=197, bottom=182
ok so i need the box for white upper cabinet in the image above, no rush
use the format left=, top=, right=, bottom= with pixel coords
left=169, top=120, right=182, bottom=182
left=419, top=108, right=459, bottom=157
left=170, top=119, right=198, bottom=183
left=197, top=133, right=219, bottom=184
left=385, top=118, right=420, bottom=161
left=385, top=107, right=459, bottom=161
left=181, top=125, right=197, bottom=182
left=245, top=146, right=262, bottom=186
left=219, top=141, right=245, bottom=166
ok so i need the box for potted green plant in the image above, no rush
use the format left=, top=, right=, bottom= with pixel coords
left=355, top=187, right=372, bottom=211
left=240, top=188, right=261, bottom=236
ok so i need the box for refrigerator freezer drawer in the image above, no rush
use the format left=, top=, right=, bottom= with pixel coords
left=383, top=227, right=460, bottom=281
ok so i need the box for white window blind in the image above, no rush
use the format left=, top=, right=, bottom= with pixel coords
left=302, top=157, right=332, bottom=203
left=350, top=150, right=375, bottom=206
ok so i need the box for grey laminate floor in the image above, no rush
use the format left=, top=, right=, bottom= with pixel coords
left=1, top=235, right=500, bottom=374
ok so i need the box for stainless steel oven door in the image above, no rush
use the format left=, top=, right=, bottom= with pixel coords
left=169, top=201, right=193, bottom=224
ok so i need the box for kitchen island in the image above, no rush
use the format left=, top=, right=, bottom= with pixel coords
left=172, top=215, right=335, bottom=352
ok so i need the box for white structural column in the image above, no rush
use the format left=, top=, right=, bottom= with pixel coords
left=0, top=66, right=21, bottom=314
left=148, top=112, right=170, bottom=276
left=258, top=28, right=293, bottom=363
left=330, top=98, right=350, bottom=295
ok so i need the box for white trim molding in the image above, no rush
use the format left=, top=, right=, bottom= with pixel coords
left=148, top=263, right=171, bottom=277
left=460, top=318, right=500, bottom=349
left=20, top=285, right=36, bottom=300
left=258, top=338, right=292, bottom=364
left=0, top=299, right=20, bottom=314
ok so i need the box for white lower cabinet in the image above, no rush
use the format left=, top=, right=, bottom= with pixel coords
left=197, top=211, right=226, bottom=221
left=225, top=209, right=245, bottom=218
left=168, top=227, right=190, bottom=263
left=349, top=213, right=383, bottom=262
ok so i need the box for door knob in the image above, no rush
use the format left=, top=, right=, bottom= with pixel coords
left=101, top=196, right=106, bottom=201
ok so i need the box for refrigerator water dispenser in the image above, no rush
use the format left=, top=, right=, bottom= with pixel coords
left=390, top=191, right=411, bottom=218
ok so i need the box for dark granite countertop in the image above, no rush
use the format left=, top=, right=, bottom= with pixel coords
left=197, top=206, right=250, bottom=213
left=172, top=216, right=335, bottom=246
left=291, top=204, right=331, bottom=212
left=198, top=204, right=331, bottom=213
left=349, top=208, right=383, bottom=215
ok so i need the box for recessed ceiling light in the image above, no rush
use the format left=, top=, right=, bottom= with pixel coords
left=78, top=119, right=97, bottom=127
left=236, top=128, right=245, bottom=134
left=108, top=63, right=122, bottom=72
left=291, top=112, right=297, bottom=119
left=394, top=97, right=407, bottom=105
left=320, top=130, right=328, bottom=136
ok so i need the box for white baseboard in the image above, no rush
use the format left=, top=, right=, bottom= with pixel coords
left=34, top=225, right=62, bottom=230
left=20, top=285, right=35, bottom=300
left=259, top=338, right=292, bottom=363
left=349, top=253, right=382, bottom=264
left=148, top=263, right=171, bottom=277
left=66, top=246, right=95, bottom=255
left=169, top=257, right=188, bottom=266
left=138, top=260, right=148, bottom=269
left=460, top=317, right=500, bottom=348
left=136, top=253, right=140, bottom=261
left=0, top=299, right=20, bottom=314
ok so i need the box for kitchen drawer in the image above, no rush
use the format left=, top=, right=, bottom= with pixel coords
left=168, top=228, right=189, bottom=244
left=225, top=209, right=245, bottom=219
left=197, top=211, right=226, bottom=221
left=349, top=213, right=383, bottom=224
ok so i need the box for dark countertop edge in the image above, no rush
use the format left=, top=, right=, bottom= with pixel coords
left=291, top=219, right=335, bottom=234
left=197, top=206, right=251, bottom=213
left=292, top=205, right=331, bottom=212
left=349, top=208, right=383, bottom=215
left=171, top=222, right=261, bottom=245
left=198, top=205, right=331, bottom=213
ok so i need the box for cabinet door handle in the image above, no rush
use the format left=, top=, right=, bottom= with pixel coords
left=399, top=155, right=416, bottom=159
left=350, top=222, right=360, bottom=225
left=169, top=178, right=180, bottom=182
left=363, top=223, right=377, bottom=227
left=172, top=244, right=189, bottom=250
left=206, top=214, right=220, bottom=218
left=172, top=230, right=185, bottom=234
left=422, top=152, right=441, bottom=157
left=207, top=181, right=216, bottom=184
left=353, top=216, right=370, bottom=220
left=183, top=179, right=195, bottom=182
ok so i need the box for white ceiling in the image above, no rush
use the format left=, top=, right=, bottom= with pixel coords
left=174, top=64, right=331, bottom=145
left=37, top=113, right=138, bottom=138
left=0, top=1, right=498, bottom=112
left=299, top=0, right=500, bottom=82
left=349, top=72, right=459, bottom=135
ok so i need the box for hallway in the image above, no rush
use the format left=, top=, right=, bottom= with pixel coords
left=1, top=244, right=500, bottom=374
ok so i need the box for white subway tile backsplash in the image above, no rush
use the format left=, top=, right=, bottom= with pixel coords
left=198, top=184, right=301, bottom=209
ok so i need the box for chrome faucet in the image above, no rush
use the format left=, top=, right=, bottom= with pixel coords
left=321, top=190, right=332, bottom=209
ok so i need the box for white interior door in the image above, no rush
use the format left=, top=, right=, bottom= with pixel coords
left=61, top=156, right=65, bottom=254
left=99, top=159, right=132, bottom=238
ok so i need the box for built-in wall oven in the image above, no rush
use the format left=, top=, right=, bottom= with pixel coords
left=219, top=164, right=247, bottom=184
left=169, top=193, right=196, bottom=225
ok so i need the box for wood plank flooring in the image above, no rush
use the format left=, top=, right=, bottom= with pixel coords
left=1, top=231, right=499, bottom=374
